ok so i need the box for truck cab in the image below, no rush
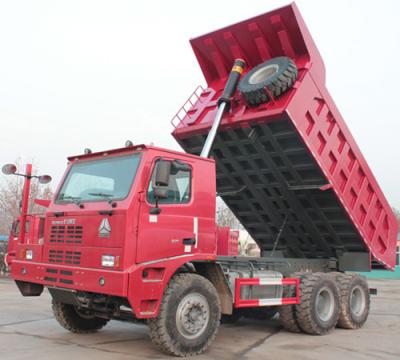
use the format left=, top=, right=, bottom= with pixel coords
left=11, top=145, right=219, bottom=314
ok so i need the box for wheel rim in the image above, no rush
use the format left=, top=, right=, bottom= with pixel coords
left=249, top=64, right=279, bottom=84
left=176, top=292, right=210, bottom=340
left=315, top=286, right=335, bottom=322
left=75, top=307, right=96, bottom=319
left=350, top=285, right=366, bottom=316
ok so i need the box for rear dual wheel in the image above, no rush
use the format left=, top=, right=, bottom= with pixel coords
left=280, top=272, right=340, bottom=335
left=333, top=274, right=370, bottom=329
left=280, top=272, right=370, bottom=335
left=279, top=271, right=306, bottom=333
left=295, top=273, right=340, bottom=335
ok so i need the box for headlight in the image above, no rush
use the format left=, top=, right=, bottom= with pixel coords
left=25, top=250, right=33, bottom=260
left=101, top=255, right=115, bottom=267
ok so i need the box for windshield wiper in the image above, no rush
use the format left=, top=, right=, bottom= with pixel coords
left=88, top=192, right=114, bottom=198
left=88, top=192, right=118, bottom=208
left=60, top=195, right=81, bottom=201
left=58, top=195, right=84, bottom=208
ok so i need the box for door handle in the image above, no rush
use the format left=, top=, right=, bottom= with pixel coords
left=183, top=238, right=196, bottom=245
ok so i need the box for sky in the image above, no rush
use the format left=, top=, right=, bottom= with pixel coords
left=0, top=0, right=399, bottom=208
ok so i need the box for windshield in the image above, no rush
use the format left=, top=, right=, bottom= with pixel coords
left=57, top=153, right=141, bottom=203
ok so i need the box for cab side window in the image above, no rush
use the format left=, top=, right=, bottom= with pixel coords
left=147, top=160, right=192, bottom=204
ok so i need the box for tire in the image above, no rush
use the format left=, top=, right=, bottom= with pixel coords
left=52, top=300, right=109, bottom=333
left=238, top=56, right=297, bottom=107
left=278, top=272, right=306, bottom=333
left=295, top=273, right=340, bottom=335
left=336, top=274, right=370, bottom=329
left=241, top=306, right=278, bottom=320
left=148, top=273, right=221, bottom=357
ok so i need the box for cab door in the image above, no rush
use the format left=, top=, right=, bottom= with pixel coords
left=136, top=159, right=196, bottom=263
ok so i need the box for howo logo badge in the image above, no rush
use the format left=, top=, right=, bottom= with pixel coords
left=99, top=218, right=111, bottom=238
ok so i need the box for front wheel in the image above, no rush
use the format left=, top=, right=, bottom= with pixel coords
left=52, top=300, right=109, bottom=333
left=148, top=273, right=221, bottom=356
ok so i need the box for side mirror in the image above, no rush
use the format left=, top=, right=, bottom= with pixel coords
left=150, top=160, right=171, bottom=214
left=152, top=160, right=171, bottom=201
left=154, top=160, right=171, bottom=187
left=2, top=164, right=17, bottom=175
left=38, top=175, right=52, bottom=184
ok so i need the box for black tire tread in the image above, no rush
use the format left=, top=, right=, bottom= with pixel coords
left=52, top=300, right=109, bottom=333
left=279, top=271, right=306, bottom=333
left=239, top=58, right=297, bottom=106
left=295, top=273, right=340, bottom=335
left=336, top=274, right=370, bottom=329
left=148, top=273, right=220, bottom=357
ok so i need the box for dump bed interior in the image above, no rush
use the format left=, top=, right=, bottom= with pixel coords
left=180, top=116, right=365, bottom=261
left=172, top=4, right=397, bottom=270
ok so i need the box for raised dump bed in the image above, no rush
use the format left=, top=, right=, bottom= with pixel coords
left=172, top=3, right=398, bottom=270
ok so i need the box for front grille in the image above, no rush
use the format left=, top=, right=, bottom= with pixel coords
left=48, top=249, right=81, bottom=265
left=48, top=249, right=63, bottom=263
left=50, top=225, right=83, bottom=244
left=65, top=251, right=81, bottom=265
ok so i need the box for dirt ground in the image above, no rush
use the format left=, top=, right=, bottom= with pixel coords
left=0, top=277, right=399, bottom=360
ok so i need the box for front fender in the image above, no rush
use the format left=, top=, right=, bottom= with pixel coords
left=127, top=254, right=216, bottom=318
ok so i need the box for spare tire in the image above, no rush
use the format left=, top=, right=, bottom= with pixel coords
left=238, top=56, right=297, bottom=106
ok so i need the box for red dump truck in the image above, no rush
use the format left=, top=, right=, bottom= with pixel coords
left=4, top=3, right=397, bottom=357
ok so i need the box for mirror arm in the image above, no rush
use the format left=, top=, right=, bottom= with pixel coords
left=150, top=195, right=162, bottom=215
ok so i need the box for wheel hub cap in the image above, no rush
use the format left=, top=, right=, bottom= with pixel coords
left=350, top=285, right=366, bottom=316
left=249, top=64, right=279, bottom=84
left=316, top=286, right=335, bottom=322
left=176, top=293, right=210, bottom=339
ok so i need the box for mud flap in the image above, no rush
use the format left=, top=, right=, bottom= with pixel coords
left=48, top=287, right=79, bottom=306
left=15, top=280, right=44, bottom=296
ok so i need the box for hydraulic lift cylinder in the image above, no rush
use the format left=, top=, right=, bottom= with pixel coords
left=200, top=59, right=246, bottom=158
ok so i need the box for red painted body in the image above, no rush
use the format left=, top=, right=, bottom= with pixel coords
left=216, top=227, right=239, bottom=256
left=234, top=277, right=300, bottom=308
left=7, top=215, right=45, bottom=266
left=172, top=3, right=398, bottom=269
left=10, top=146, right=218, bottom=318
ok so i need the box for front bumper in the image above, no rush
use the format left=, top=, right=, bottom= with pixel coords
left=11, top=260, right=128, bottom=297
